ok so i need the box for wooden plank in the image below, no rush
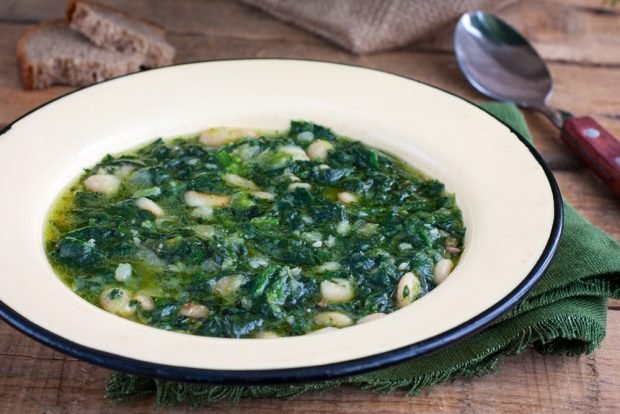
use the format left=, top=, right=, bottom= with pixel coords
left=2, top=21, right=620, bottom=128
left=0, top=0, right=318, bottom=42
left=554, top=169, right=620, bottom=240
left=420, top=0, right=620, bottom=66
left=502, top=0, right=620, bottom=65
left=1, top=311, right=619, bottom=413
left=2, top=0, right=619, bottom=66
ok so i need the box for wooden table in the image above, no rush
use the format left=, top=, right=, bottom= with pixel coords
left=1, top=0, right=619, bottom=412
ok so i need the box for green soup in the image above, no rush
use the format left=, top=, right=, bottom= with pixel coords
left=45, top=121, right=465, bottom=338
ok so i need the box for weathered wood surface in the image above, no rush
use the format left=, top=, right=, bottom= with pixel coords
left=1, top=312, right=618, bottom=413
left=0, top=0, right=618, bottom=412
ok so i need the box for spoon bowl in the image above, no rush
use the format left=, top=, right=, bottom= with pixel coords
left=455, top=11, right=620, bottom=198
left=455, top=11, right=552, bottom=108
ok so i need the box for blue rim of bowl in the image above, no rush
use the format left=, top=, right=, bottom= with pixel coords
left=0, top=59, right=563, bottom=385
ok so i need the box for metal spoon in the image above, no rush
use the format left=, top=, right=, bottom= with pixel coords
left=455, top=11, right=620, bottom=197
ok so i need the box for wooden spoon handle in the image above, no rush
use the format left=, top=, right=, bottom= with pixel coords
left=561, top=116, right=620, bottom=198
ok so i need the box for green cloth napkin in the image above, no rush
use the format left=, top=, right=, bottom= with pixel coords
left=106, top=102, right=620, bottom=407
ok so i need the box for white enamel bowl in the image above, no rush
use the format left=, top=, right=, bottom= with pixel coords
left=0, top=60, right=562, bottom=383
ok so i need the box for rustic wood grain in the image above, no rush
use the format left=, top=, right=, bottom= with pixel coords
left=419, top=0, right=620, bottom=66
left=2, top=0, right=619, bottom=65
left=0, top=0, right=619, bottom=412
left=1, top=311, right=619, bottom=413
left=554, top=169, right=620, bottom=240
left=0, top=0, right=320, bottom=42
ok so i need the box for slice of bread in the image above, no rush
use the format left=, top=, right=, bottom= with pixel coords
left=66, top=0, right=175, bottom=67
left=17, top=20, right=144, bottom=90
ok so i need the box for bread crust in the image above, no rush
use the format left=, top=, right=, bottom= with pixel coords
left=17, top=2, right=174, bottom=90
left=16, top=20, right=66, bottom=90
left=66, top=0, right=174, bottom=67
left=65, top=0, right=166, bottom=35
left=16, top=19, right=144, bottom=90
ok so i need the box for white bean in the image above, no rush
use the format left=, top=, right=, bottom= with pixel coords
left=433, top=259, right=454, bottom=284
left=184, top=191, right=230, bottom=207
left=232, top=143, right=260, bottom=160
left=114, top=263, right=132, bottom=282
left=133, top=294, right=154, bottom=311
left=288, top=182, right=312, bottom=191
left=248, top=256, right=269, bottom=268
left=306, top=140, right=333, bottom=160
left=395, top=272, right=421, bottom=308
left=223, top=173, right=260, bottom=191
left=336, top=220, right=351, bottom=235
left=84, top=174, right=120, bottom=195
left=320, top=278, right=354, bottom=303
left=306, top=327, right=339, bottom=335
left=279, top=145, right=309, bottom=161
left=199, top=127, right=256, bottom=147
left=357, top=312, right=387, bottom=324
left=192, top=224, right=216, bottom=239
left=325, top=235, right=336, bottom=247
left=397, top=262, right=410, bottom=271
left=315, top=261, right=341, bottom=273
left=135, top=197, right=165, bottom=217
left=337, top=192, right=358, bottom=204
left=285, top=173, right=301, bottom=182
left=214, top=274, right=247, bottom=297
left=253, top=331, right=280, bottom=339
left=446, top=246, right=461, bottom=254
left=296, top=131, right=314, bottom=142
left=250, top=191, right=275, bottom=201
left=191, top=205, right=214, bottom=220
left=302, top=231, right=323, bottom=242
left=180, top=303, right=209, bottom=318
left=115, top=165, right=135, bottom=177
left=314, top=311, right=353, bottom=328
left=100, top=288, right=134, bottom=317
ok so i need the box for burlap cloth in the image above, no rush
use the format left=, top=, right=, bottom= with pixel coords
left=241, top=0, right=515, bottom=54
